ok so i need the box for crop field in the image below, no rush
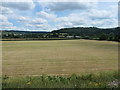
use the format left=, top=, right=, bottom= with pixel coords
left=2, top=39, right=119, bottom=88
left=2, top=39, right=118, bottom=76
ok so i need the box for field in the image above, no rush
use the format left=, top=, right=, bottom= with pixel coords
left=2, top=39, right=119, bottom=88
left=2, top=39, right=118, bottom=76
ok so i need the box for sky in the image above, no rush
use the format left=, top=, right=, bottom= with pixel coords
left=0, top=0, right=119, bottom=31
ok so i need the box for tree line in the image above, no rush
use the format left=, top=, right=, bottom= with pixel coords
left=1, top=27, right=120, bottom=41
left=52, top=27, right=120, bottom=41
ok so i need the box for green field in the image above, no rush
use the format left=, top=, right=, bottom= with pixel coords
left=2, top=39, right=118, bottom=76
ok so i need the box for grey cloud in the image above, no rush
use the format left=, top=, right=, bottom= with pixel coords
left=0, top=6, right=13, bottom=14
left=1, top=1, right=35, bottom=10
left=46, top=2, right=95, bottom=11
left=118, top=2, right=120, bottom=26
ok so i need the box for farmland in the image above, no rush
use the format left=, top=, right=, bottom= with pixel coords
left=2, top=39, right=118, bottom=76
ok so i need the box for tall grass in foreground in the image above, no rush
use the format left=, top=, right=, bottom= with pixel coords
left=2, top=71, right=119, bottom=88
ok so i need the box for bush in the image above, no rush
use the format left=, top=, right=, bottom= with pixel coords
left=2, top=71, right=119, bottom=88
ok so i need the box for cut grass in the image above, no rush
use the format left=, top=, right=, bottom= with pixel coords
left=2, top=39, right=118, bottom=76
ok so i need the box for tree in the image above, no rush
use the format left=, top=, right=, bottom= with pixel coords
left=99, top=33, right=108, bottom=40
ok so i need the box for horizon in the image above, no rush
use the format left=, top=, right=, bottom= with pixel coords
left=0, top=0, right=118, bottom=31
left=1, top=26, right=119, bottom=32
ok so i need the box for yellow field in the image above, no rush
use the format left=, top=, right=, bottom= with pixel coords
left=2, top=39, right=118, bottom=76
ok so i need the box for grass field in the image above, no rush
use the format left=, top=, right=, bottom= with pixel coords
left=2, top=39, right=118, bottom=76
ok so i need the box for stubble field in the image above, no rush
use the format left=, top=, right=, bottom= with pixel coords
left=2, top=39, right=118, bottom=76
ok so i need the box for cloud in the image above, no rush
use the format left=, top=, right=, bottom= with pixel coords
left=56, top=22, right=73, bottom=29
left=0, top=1, right=117, bottom=31
left=91, top=18, right=118, bottom=28
left=0, top=14, right=8, bottom=22
left=26, top=23, right=53, bottom=31
left=1, top=0, right=35, bottom=10
left=0, top=14, right=21, bottom=30
left=25, top=17, right=53, bottom=31
left=0, top=21, right=19, bottom=30
left=87, top=9, right=113, bottom=19
left=119, top=2, right=120, bottom=26
left=0, top=22, right=13, bottom=27
left=37, top=11, right=56, bottom=20
left=31, top=18, right=47, bottom=24
left=39, top=2, right=97, bottom=11
left=0, top=14, right=12, bottom=27
left=34, top=24, right=52, bottom=30
left=54, top=6, right=117, bottom=29
left=0, top=6, right=13, bottom=15
left=17, top=16, right=48, bottom=25
left=2, top=26, right=26, bottom=30
left=17, top=16, right=30, bottom=23
left=18, top=2, right=118, bottom=30
left=37, top=2, right=117, bottom=29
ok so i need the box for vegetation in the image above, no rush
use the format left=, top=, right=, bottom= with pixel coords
left=52, top=27, right=120, bottom=41
left=3, top=40, right=118, bottom=76
left=2, top=27, right=119, bottom=88
left=2, top=71, right=119, bottom=88
left=1, top=27, right=120, bottom=41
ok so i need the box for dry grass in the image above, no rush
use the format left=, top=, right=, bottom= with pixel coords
left=2, top=39, right=118, bottom=76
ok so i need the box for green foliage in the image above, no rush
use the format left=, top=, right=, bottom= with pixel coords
left=99, top=33, right=108, bottom=40
left=52, top=27, right=120, bottom=41
left=2, top=71, right=119, bottom=88
left=2, top=27, right=120, bottom=41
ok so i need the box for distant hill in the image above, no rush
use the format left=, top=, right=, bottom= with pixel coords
left=1, top=30, right=50, bottom=34
left=1, top=27, right=120, bottom=41
left=52, top=27, right=119, bottom=36
left=1, top=27, right=119, bottom=35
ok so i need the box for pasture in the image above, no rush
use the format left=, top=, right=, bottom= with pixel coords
left=2, top=39, right=118, bottom=76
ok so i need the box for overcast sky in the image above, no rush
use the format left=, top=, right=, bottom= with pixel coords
left=0, top=0, right=118, bottom=31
